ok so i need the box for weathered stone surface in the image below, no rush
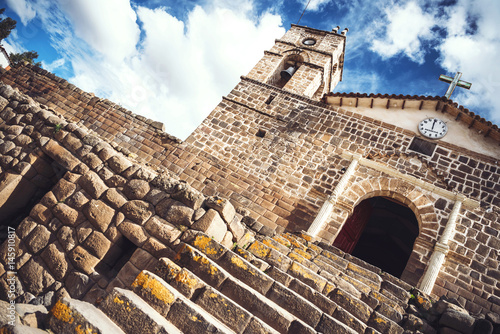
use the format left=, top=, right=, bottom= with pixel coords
left=25, top=225, right=50, bottom=254
left=30, top=204, right=53, bottom=225
left=57, top=226, right=77, bottom=252
left=65, top=272, right=92, bottom=299
left=123, top=179, right=150, bottom=200
left=41, top=243, right=68, bottom=280
left=171, top=183, right=204, bottom=209
left=18, top=258, right=55, bottom=295
left=163, top=201, right=194, bottom=226
left=192, top=209, right=227, bottom=242
left=330, top=288, right=372, bottom=323
left=289, top=278, right=337, bottom=315
left=79, top=171, right=107, bottom=199
left=130, top=270, right=177, bottom=317
left=196, top=285, right=252, bottom=333
left=84, top=199, right=115, bottom=232
left=169, top=268, right=205, bottom=299
left=17, top=217, right=37, bottom=240
left=118, top=220, right=149, bottom=246
left=287, top=261, right=327, bottom=292
left=76, top=222, right=93, bottom=244
left=243, top=317, right=280, bottom=334
left=40, top=138, right=80, bottom=171
left=69, top=246, right=100, bottom=275
left=268, top=281, right=322, bottom=328
left=52, top=179, right=76, bottom=201
left=122, top=200, right=154, bottom=225
left=107, top=155, right=132, bottom=174
left=103, top=188, right=127, bottom=209
left=439, top=309, right=476, bottom=334
left=367, top=311, right=404, bottom=334
left=83, top=231, right=111, bottom=259
left=316, top=313, right=358, bottom=334
left=144, top=216, right=182, bottom=244
left=205, top=196, right=236, bottom=224
left=53, top=203, right=79, bottom=226
left=65, top=191, right=90, bottom=210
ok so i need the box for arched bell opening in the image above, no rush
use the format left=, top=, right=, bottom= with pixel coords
left=333, top=196, right=419, bottom=278
left=268, top=54, right=304, bottom=89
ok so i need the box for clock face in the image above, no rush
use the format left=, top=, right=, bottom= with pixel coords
left=418, top=118, right=448, bottom=139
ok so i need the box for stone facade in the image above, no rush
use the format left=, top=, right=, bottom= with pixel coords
left=0, top=24, right=499, bottom=333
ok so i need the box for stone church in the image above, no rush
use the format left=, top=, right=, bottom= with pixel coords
left=0, top=24, right=499, bottom=333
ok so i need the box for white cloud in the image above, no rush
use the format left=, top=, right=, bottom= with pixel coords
left=296, top=0, right=333, bottom=12
left=41, top=57, right=65, bottom=72
left=27, top=0, right=284, bottom=139
left=370, top=1, right=436, bottom=64
left=56, top=0, right=141, bottom=61
left=437, top=0, right=500, bottom=124
left=5, top=0, right=36, bottom=25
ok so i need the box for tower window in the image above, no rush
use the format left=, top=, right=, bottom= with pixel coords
left=256, top=129, right=266, bottom=138
left=303, top=38, right=316, bottom=46
left=408, top=137, right=437, bottom=156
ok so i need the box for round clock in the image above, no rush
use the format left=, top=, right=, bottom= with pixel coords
left=418, top=118, right=448, bottom=139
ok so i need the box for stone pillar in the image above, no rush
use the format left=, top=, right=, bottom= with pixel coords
left=307, top=154, right=360, bottom=237
left=419, top=196, right=464, bottom=294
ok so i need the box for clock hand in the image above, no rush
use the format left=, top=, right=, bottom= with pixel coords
left=431, top=119, right=437, bottom=130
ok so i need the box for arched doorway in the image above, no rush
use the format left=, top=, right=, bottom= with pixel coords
left=333, top=196, right=419, bottom=278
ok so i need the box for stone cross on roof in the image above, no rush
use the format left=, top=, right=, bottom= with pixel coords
left=439, top=72, right=472, bottom=99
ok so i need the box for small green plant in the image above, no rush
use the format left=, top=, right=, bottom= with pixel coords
left=54, top=124, right=62, bottom=133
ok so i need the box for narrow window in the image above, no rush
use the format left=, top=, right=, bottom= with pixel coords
left=408, top=137, right=437, bottom=156
left=265, top=93, right=276, bottom=105
left=256, top=129, right=266, bottom=138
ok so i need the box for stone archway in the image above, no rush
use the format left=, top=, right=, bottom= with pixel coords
left=333, top=177, right=438, bottom=286
left=333, top=196, right=419, bottom=278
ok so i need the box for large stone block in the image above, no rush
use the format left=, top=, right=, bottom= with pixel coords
left=192, top=209, right=227, bottom=242
left=123, top=179, right=150, bottom=200
left=53, top=203, right=79, bottom=226
left=18, top=258, right=55, bottom=295
left=40, top=138, right=80, bottom=171
left=25, top=225, right=50, bottom=254
left=84, top=199, right=115, bottom=232
left=107, top=155, right=132, bottom=174
left=41, top=243, right=68, bottom=280
left=118, top=220, right=149, bottom=246
left=205, top=196, right=236, bottom=224
left=79, top=171, right=108, bottom=199
left=52, top=179, right=76, bottom=202
left=103, top=188, right=127, bottom=209
left=69, top=246, right=100, bottom=275
left=83, top=231, right=111, bottom=259
left=122, top=200, right=154, bottom=225
left=144, top=216, right=182, bottom=245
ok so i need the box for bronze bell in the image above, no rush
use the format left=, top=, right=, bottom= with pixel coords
left=280, top=66, right=296, bottom=80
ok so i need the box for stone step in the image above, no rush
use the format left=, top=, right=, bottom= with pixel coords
left=174, top=241, right=315, bottom=333
left=99, top=287, right=183, bottom=334
left=46, top=298, right=126, bottom=334
left=142, top=262, right=257, bottom=333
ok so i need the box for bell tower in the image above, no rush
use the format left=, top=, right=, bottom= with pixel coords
left=245, top=24, right=347, bottom=99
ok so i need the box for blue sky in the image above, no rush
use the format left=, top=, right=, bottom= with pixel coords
left=1, top=0, right=499, bottom=140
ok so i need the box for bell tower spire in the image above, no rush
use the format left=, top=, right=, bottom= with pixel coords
left=245, top=24, right=347, bottom=100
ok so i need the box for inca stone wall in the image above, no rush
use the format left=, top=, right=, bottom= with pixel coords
left=0, top=83, right=257, bottom=307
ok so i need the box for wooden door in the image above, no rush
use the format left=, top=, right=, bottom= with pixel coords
left=332, top=200, right=373, bottom=253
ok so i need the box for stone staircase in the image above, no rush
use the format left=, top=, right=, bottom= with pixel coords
left=40, top=230, right=431, bottom=334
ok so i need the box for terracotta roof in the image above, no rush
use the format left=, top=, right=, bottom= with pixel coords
left=322, top=92, right=500, bottom=143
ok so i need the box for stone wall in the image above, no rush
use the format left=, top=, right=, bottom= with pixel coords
left=161, top=76, right=500, bottom=314
left=0, top=82, right=257, bottom=307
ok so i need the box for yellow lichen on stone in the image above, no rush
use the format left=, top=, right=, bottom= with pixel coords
left=175, top=270, right=199, bottom=289
left=248, top=241, right=270, bottom=258
left=132, top=271, right=176, bottom=304
left=230, top=255, right=250, bottom=272
left=75, top=324, right=96, bottom=334
left=193, top=235, right=219, bottom=256
left=293, top=249, right=313, bottom=260
left=51, top=300, right=74, bottom=324
left=262, top=239, right=281, bottom=252
left=298, top=232, right=312, bottom=242
left=272, top=236, right=291, bottom=248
